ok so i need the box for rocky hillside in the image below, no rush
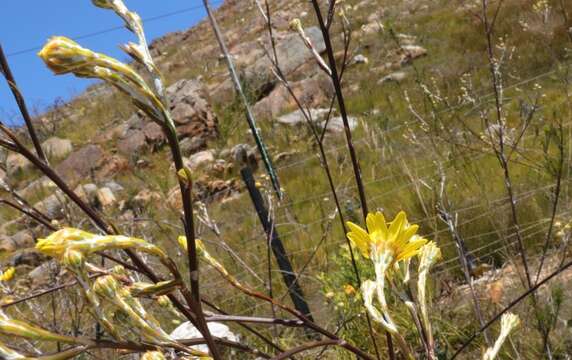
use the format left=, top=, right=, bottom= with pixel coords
left=1, top=0, right=572, bottom=356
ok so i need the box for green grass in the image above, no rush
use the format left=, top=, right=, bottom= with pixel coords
left=2, top=0, right=572, bottom=357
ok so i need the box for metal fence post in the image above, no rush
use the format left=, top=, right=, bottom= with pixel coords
left=240, top=167, right=313, bottom=321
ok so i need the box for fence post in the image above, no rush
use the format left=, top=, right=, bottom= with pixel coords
left=240, top=167, right=313, bottom=321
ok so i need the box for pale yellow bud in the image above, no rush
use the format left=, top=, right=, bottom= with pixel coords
left=93, top=275, right=121, bottom=299
left=63, top=249, right=84, bottom=269
left=91, top=0, right=114, bottom=9
left=289, top=18, right=303, bottom=32
left=141, top=351, right=166, bottom=360
left=38, top=37, right=94, bottom=75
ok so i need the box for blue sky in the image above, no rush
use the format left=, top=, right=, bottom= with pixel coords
left=0, top=1, right=221, bottom=125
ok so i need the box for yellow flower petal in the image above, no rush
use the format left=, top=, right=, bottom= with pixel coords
left=346, top=221, right=371, bottom=258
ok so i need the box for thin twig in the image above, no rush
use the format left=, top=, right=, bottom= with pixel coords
left=450, top=258, right=572, bottom=359
left=0, top=44, right=48, bottom=163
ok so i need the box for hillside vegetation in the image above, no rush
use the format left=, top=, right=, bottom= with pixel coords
left=1, top=0, right=572, bottom=358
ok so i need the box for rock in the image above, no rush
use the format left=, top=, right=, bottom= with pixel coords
left=96, top=187, right=116, bottom=207
left=179, top=137, right=207, bottom=156
left=55, top=145, right=105, bottom=186
left=74, top=183, right=98, bottom=204
left=132, top=189, right=162, bottom=209
left=320, top=116, right=359, bottom=133
left=195, top=178, right=240, bottom=203
left=211, top=159, right=228, bottom=175
left=42, top=137, right=73, bottom=159
left=6, top=153, right=32, bottom=176
left=188, top=150, right=215, bottom=170
left=117, top=129, right=147, bottom=156
left=104, top=181, right=124, bottom=194
left=10, top=250, right=47, bottom=267
left=142, top=122, right=165, bottom=148
left=170, top=321, right=239, bottom=354
left=95, top=155, right=129, bottom=180
left=379, top=71, right=407, bottom=84
left=247, top=27, right=326, bottom=82
left=361, top=21, right=383, bottom=35
left=0, top=235, right=15, bottom=253
left=396, top=33, right=417, bottom=46
left=34, top=193, right=66, bottom=219
left=28, top=261, right=58, bottom=288
left=17, top=177, right=55, bottom=200
left=277, top=108, right=331, bottom=126
left=400, top=45, right=427, bottom=65
left=353, top=54, right=369, bottom=64
left=0, top=230, right=35, bottom=253
left=212, top=27, right=326, bottom=100
left=253, top=73, right=334, bottom=119
left=166, top=79, right=219, bottom=141
left=166, top=186, right=184, bottom=210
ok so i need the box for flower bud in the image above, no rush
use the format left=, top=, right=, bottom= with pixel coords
left=63, top=249, right=84, bottom=269
left=38, top=37, right=95, bottom=75
left=0, top=267, right=15, bottom=282
left=141, top=351, right=166, bottom=360
left=0, top=310, right=89, bottom=345
left=91, top=0, right=114, bottom=9
left=93, top=275, right=121, bottom=299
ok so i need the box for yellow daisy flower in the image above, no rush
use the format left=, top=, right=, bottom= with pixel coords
left=346, top=211, right=427, bottom=263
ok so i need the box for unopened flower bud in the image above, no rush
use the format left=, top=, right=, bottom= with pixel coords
left=63, top=249, right=84, bottom=269
left=38, top=37, right=95, bottom=75
left=0, top=267, right=15, bottom=282
left=91, top=0, right=114, bottom=9
left=141, top=351, right=166, bottom=360
left=93, top=275, right=121, bottom=299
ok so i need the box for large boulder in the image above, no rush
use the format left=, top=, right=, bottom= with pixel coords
left=276, top=108, right=331, bottom=126
left=179, top=137, right=207, bottom=156
left=117, top=128, right=147, bottom=156
left=6, top=153, right=32, bottom=176
left=34, top=193, right=65, bottom=219
left=42, top=137, right=73, bottom=159
left=166, top=79, right=219, bottom=141
left=320, top=116, right=359, bottom=134
left=253, top=73, right=334, bottom=119
left=95, top=155, right=129, bottom=181
left=118, top=79, right=218, bottom=158
left=211, top=27, right=326, bottom=101
left=0, top=230, right=35, bottom=253
left=55, top=145, right=106, bottom=186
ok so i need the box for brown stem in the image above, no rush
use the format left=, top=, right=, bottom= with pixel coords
left=0, top=199, right=56, bottom=230
left=161, top=119, right=220, bottom=360
left=271, top=339, right=338, bottom=360
left=309, top=2, right=390, bottom=359
left=0, top=44, right=48, bottom=163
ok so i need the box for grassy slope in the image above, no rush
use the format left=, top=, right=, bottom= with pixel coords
left=4, top=0, right=572, bottom=357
